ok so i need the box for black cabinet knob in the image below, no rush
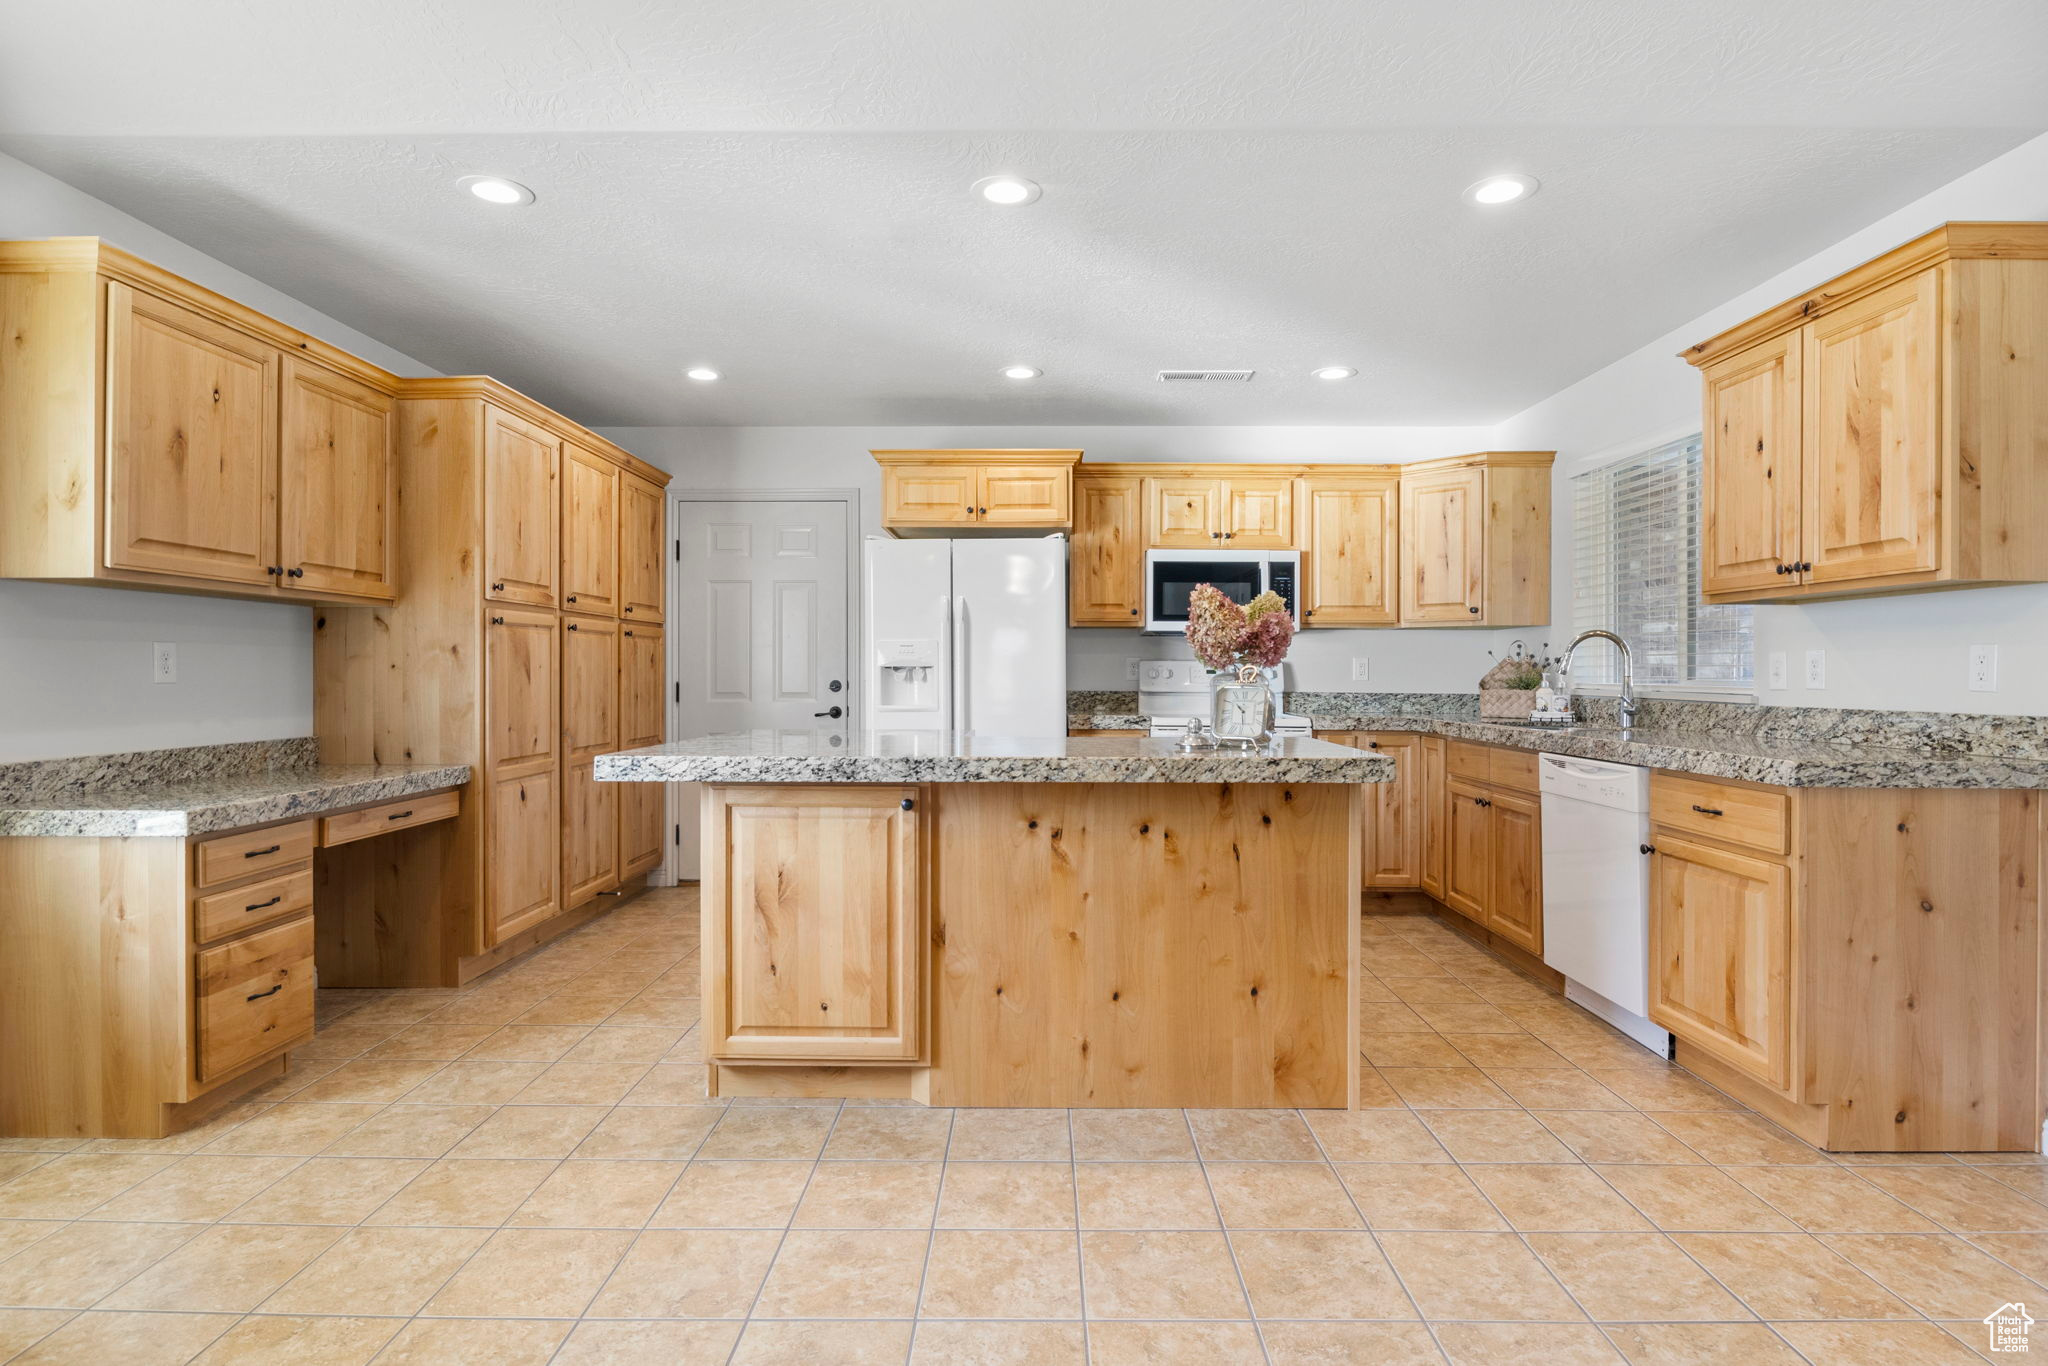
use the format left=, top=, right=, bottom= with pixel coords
left=1640, top=843, right=1656, bottom=855
left=901, top=797, right=915, bottom=811
left=566, top=622, right=578, bottom=631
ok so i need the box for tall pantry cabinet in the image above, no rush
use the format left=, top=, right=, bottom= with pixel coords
left=314, top=378, right=670, bottom=984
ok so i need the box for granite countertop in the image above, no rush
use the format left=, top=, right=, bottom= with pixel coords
left=1067, top=709, right=2048, bottom=789
left=0, top=748, right=472, bottom=838
left=594, top=731, right=1394, bottom=785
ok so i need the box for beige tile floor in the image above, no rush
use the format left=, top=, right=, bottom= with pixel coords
left=2, top=890, right=2045, bottom=1363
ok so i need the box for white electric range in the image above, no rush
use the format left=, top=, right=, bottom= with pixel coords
left=1136, top=660, right=1314, bottom=738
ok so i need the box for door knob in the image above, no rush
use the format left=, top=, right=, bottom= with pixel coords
left=815, top=706, right=844, bottom=719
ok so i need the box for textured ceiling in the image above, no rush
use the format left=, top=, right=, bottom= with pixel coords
left=2, top=1, right=2043, bottom=426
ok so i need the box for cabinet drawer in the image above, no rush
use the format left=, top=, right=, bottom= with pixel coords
left=193, top=867, right=313, bottom=944
left=1652, top=774, right=1790, bottom=855
left=1488, top=747, right=1540, bottom=796
left=194, top=821, right=316, bottom=888
left=320, top=789, right=460, bottom=847
left=194, top=913, right=315, bottom=1083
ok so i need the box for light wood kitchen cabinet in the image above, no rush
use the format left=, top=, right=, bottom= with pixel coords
left=1648, top=834, right=1793, bottom=1092
left=1398, top=452, right=1552, bottom=627
left=1145, top=475, right=1296, bottom=549
left=875, top=449, right=1081, bottom=531
left=1686, top=223, right=2048, bottom=603
left=1418, top=736, right=1447, bottom=899
left=194, top=914, right=316, bottom=1084
left=704, top=785, right=924, bottom=1062
left=1147, top=476, right=1223, bottom=548
left=1069, top=471, right=1146, bottom=625
left=1486, top=789, right=1543, bottom=956
left=1301, top=473, right=1398, bottom=626
left=618, top=625, right=667, bottom=880
left=1, top=241, right=398, bottom=603
left=280, top=357, right=395, bottom=600
left=1221, top=477, right=1295, bottom=548
left=1441, top=778, right=1493, bottom=923
left=1434, top=746, right=1542, bottom=956
left=619, top=472, right=667, bottom=624
left=562, top=617, right=621, bottom=910
left=1332, top=733, right=1424, bottom=888
left=561, top=443, right=619, bottom=617
left=484, top=406, right=560, bottom=608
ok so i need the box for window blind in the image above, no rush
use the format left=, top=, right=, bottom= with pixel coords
left=1570, top=435, right=1752, bottom=690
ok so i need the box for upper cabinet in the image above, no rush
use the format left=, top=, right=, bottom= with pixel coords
left=1069, top=470, right=1145, bottom=625
left=1, top=240, right=397, bottom=602
left=1686, top=223, right=2048, bottom=603
left=619, top=472, right=667, bottom=624
left=1398, top=452, right=1553, bottom=628
left=560, top=443, right=619, bottom=617
left=1301, top=472, right=1398, bottom=627
left=876, top=449, right=1080, bottom=532
left=483, top=406, right=560, bottom=608
left=1147, top=475, right=1295, bottom=549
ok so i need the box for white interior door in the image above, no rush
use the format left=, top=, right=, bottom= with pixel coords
left=672, top=497, right=851, bottom=877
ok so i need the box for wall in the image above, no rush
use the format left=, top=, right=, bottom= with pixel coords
left=1494, top=129, right=2048, bottom=717
left=0, top=150, right=438, bottom=762
left=599, top=423, right=1535, bottom=695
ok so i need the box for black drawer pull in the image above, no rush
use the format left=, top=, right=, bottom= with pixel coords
left=246, top=983, right=284, bottom=1003
left=245, top=895, right=283, bottom=912
left=386, top=809, right=414, bottom=821
left=1690, top=804, right=1724, bottom=817
left=244, top=844, right=282, bottom=859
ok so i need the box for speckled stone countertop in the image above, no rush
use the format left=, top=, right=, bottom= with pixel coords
left=0, top=739, right=471, bottom=837
left=1067, top=691, right=2048, bottom=789
left=594, top=731, right=1394, bottom=785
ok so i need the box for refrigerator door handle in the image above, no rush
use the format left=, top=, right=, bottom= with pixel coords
left=952, top=595, right=969, bottom=735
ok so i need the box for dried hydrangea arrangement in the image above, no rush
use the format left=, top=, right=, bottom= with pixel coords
left=1185, top=584, right=1296, bottom=672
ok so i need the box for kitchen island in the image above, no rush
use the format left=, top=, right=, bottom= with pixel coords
left=597, top=732, right=1392, bottom=1108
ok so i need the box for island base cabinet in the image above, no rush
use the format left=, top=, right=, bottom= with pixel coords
left=703, top=785, right=924, bottom=1063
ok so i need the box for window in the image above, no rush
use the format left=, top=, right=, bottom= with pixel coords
left=1571, top=435, right=1752, bottom=691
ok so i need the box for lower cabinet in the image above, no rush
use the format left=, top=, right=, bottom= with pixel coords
left=704, top=785, right=924, bottom=1063
left=1442, top=778, right=1492, bottom=921
left=1648, top=833, right=1794, bottom=1092
left=1332, top=732, right=1423, bottom=887
left=1436, top=764, right=1543, bottom=957
left=194, top=914, right=316, bottom=1084
left=486, top=769, right=561, bottom=944
left=1418, top=736, right=1446, bottom=898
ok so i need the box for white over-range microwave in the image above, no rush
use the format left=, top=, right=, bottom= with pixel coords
left=1143, top=549, right=1301, bottom=635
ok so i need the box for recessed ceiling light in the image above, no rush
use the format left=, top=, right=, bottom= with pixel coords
left=685, top=367, right=720, bottom=382
left=1001, top=365, right=1042, bottom=380
left=1312, top=366, right=1357, bottom=381
left=973, top=175, right=1042, bottom=206
left=1464, top=173, right=1539, bottom=206
left=459, top=175, right=535, bottom=206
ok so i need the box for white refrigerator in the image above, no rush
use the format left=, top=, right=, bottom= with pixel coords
left=862, top=535, right=1067, bottom=737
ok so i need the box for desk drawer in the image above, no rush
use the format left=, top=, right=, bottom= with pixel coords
left=194, top=821, right=315, bottom=888
left=193, top=867, right=313, bottom=944
left=321, top=789, right=460, bottom=847
left=1651, top=773, right=1791, bottom=855
left=194, top=913, right=315, bottom=1083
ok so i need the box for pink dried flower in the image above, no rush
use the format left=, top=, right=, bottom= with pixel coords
left=1240, top=608, right=1296, bottom=669
left=1183, top=583, right=1293, bottom=671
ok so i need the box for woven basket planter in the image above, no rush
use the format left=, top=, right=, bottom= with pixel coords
left=1479, top=689, right=1539, bottom=722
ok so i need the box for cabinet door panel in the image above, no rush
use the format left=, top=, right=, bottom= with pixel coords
left=978, top=465, right=1069, bottom=525
left=1442, top=778, right=1492, bottom=922
left=619, top=472, right=667, bottom=623
left=1401, top=468, right=1485, bottom=622
left=1649, top=836, right=1794, bottom=1092
left=279, top=358, right=394, bottom=600
left=1360, top=734, right=1422, bottom=888
left=1303, top=477, right=1397, bottom=626
left=1223, top=477, right=1294, bottom=549
left=486, top=609, right=559, bottom=772
left=1487, top=790, right=1542, bottom=956
left=708, top=786, right=921, bottom=1061
left=882, top=464, right=977, bottom=526
left=562, top=761, right=619, bottom=909
left=561, top=444, right=619, bottom=617
left=105, top=283, right=279, bottom=585
left=1419, top=737, right=1447, bottom=899
left=1069, top=473, right=1145, bottom=624
left=483, top=406, right=559, bottom=607
left=561, top=618, right=619, bottom=753
left=1701, top=331, right=1802, bottom=596
left=1802, top=269, right=1942, bottom=585
left=487, top=768, right=560, bottom=944
left=1147, top=478, right=1222, bottom=548
left=617, top=625, right=667, bottom=880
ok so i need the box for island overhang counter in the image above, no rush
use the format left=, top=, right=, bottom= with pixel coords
left=596, top=732, right=1393, bottom=1108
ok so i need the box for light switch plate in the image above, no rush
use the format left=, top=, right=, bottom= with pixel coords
left=1969, top=644, right=1998, bottom=692
left=1805, top=649, right=1826, bottom=690
left=152, top=642, right=177, bottom=684
left=1766, top=651, right=1788, bottom=690
left=1351, top=657, right=1370, bottom=683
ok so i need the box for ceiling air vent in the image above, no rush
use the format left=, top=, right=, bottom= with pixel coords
left=1157, top=369, right=1255, bottom=382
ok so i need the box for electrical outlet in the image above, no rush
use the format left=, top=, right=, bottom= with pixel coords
left=1804, top=649, right=1826, bottom=690
left=151, top=642, right=177, bottom=684
left=1350, top=657, right=1370, bottom=683
left=1969, top=644, right=1999, bottom=692
left=1766, top=651, right=1788, bottom=690
left=1125, top=657, right=1140, bottom=681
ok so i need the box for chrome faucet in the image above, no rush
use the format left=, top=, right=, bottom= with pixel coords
left=1561, top=630, right=1637, bottom=731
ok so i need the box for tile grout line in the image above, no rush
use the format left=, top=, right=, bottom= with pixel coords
left=721, top=1099, right=844, bottom=1365
left=902, top=1104, right=958, bottom=1364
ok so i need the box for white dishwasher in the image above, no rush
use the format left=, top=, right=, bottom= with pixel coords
left=1538, top=753, right=1671, bottom=1057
